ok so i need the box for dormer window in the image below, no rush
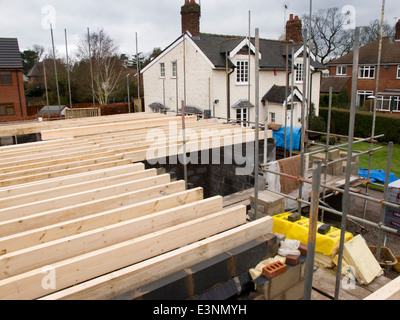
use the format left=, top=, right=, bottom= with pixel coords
left=236, top=60, right=249, bottom=84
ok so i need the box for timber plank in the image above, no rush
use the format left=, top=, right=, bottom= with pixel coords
left=0, top=185, right=202, bottom=254
left=0, top=158, right=133, bottom=187
left=0, top=205, right=247, bottom=300
left=0, top=169, right=157, bottom=208
left=0, top=174, right=173, bottom=227
left=364, top=276, right=400, bottom=300
left=0, top=163, right=144, bottom=199
left=40, top=216, right=274, bottom=300
left=0, top=196, right=222, bottom=279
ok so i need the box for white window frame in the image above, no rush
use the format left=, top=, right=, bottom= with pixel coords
left=357, top=90, right=374, bottom=107
left=359, top=65, right=375, bottom=79
left=236, top=108, right=248, bottom=127
left=236, top=60, right=249, bottom=85
left=160, top=62, right=165, bottom=78
left=295, top=62, right=303, bottom=83
left=336, top=65, right=347, bottom=76
left=270, top=112, right=276, bottom=123
left=171, top=61, right=177, bottom=78
left=397, top=65, right=400, bottom=79
left=377, top=95, right=400, bottom=112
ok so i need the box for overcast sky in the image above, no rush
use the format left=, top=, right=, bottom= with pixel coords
left=1, top=0, right=399, bottom=59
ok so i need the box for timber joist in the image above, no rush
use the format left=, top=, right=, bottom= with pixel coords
left=0, top=113, right=274, bottom=300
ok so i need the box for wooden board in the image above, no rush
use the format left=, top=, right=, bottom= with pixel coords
left=0, top=205, right=247, bottom=300
left=364, top=276, right=400, bottom=300
left=0, top=186, right=202, bottom=254
left=0, top=196, right=223, bottom=279
left=0, top=163, right=144, bottom=198
left=40, top=216, right=274, bottom=300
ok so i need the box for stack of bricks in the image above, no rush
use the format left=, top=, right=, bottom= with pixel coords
left=311, top=149, right=344, bottom=176
left=249, top=190, right=285, bottom=220
left=340, top=151, right=359, bottom=176
left=256, top=259, right=307, bottom=300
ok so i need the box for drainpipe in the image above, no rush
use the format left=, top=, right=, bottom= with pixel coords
left=16, top=70, right=24, bottom=117
left=226, top=52, right=235, bottom=122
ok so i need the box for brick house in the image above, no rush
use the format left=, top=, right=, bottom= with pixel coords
left=142, top=1, right=325, bottom=127
left=0, top=38, right=27, bottom=120
left=321, top=19, right=400, bottom=112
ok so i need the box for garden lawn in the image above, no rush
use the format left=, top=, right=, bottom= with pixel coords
left=351, top=142, right=400, bottom=178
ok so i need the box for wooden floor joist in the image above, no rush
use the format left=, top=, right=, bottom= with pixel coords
left=39, top=216, right=274, bottom=301
left=0, top=113, right=274, bottom=300
left=0, top=163, right=145, bottom=198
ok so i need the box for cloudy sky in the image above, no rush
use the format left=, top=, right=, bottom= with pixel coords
left=1, top=0, right=399, bottom=59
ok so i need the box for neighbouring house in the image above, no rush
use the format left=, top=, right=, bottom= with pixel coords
left=322, top=19, right=400, bottom=112
left=142, top=1, right=325, bottom=128
left=0, top=38, right=27, bottom=120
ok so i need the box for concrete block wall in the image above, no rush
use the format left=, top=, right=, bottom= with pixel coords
left=256, top=261, right=307, bottom=300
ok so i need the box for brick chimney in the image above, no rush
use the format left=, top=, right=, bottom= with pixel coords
left=286, top=14, right=302, bottom=43
left=181, top=0, right=201, bottom=37
left=395, top=19, right=400, bottom=41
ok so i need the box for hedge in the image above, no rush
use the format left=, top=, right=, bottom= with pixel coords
left=319, top=107, right=400, bottom=145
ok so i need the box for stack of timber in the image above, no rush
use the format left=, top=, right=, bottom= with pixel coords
left=0, top=113, right=274, bottom=300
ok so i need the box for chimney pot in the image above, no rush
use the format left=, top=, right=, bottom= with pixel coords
left=286, top=14, right=302, bottom=43
left=181, top=0, right=201, bottom=37
left=395, top=19, right=400, bottom=40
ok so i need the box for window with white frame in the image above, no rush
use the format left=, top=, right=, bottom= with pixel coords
left=236, top=108, right=248, bottom=127
left=377, top=95, right=400, bottom=112
left=270, top=112, right=276, bottom=123
left=295, top=62, right=303, bottom=82
left=160, top=63, right=165, bottom=78
left=359, top=66, right=375, bottom=79
left=171, top=61, right=177, bottom=78
left=397, top=65, right=400, bottom=79
left=357, top=90, right=374, bottom=107
left=236, top=60, right=249, bottom=84
left=336, top=65, right=347, bottom=76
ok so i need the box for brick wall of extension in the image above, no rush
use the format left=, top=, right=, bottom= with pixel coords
left=0, top=69, right=27, bottom=120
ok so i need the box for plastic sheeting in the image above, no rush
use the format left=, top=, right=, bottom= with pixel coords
left=358, top=169, right=400, bottom=184
left=272, top=126, right=301, bottom=151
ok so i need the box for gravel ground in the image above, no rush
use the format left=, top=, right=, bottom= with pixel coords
left=323, top=187, right=400, bottom=280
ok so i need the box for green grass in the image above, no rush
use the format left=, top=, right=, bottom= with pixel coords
left=352, top=142, right=400, bottom=178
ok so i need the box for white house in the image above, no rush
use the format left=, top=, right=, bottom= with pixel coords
left=142, top=1, right=325, bottom=128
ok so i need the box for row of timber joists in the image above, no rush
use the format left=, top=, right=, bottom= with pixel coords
left=0, top=113, right=274, bottom=300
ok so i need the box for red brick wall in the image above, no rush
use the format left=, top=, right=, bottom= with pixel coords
left=328, top=65, right=400, bottom=93
left=0, top=69, right=27, bottom=120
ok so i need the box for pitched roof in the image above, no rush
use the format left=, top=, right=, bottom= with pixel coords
left=262, top=85, right=302, bottom=104
left=327, top=37, right=400, bottom=65
left=192, top=34, right=326, bottom=70
left=320, top=76, right=351, bottom=94
left=141, top=32, right=326, bottom=74
left=0, top=38, right=23, bottom=69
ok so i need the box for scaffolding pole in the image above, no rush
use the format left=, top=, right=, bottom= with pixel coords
left=363, top=0, right=386, bottom=224
left=334, top=26, right=360, bottom=301
left=297, top=28, right=308, bottom=215
left=253, top=28, right=260, bottom=220
left=303, top=159, right=322, bottom=300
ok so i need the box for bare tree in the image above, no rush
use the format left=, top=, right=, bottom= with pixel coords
left=76, top=29, right=123, bottom=105
left=360, top=19, right=395, bottom=46
left=304, top=7, right=353, bottom=64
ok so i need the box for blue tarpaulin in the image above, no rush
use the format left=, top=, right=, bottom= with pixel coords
left=272, top=126, right=301, bottom=151
left=358, top=169, right=400, bottom=184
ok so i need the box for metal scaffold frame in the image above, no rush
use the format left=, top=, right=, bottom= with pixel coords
left=253, top=9, right=397, bottom=299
